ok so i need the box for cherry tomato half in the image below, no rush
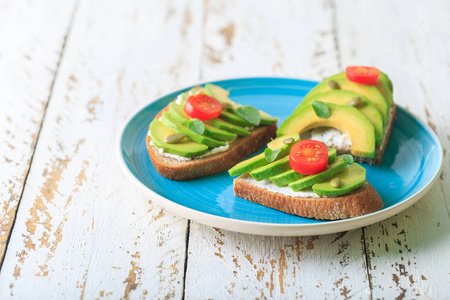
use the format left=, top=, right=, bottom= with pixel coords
left=289, top=140, right=328, bottom=175
left=346, top=66, right=380, bottom=85
left=184, top=93, right=222, bottom=121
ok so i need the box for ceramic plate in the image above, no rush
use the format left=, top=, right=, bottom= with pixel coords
left=118, top=78, right=443, bottom=236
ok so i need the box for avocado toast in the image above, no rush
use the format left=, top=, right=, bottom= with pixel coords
left=229, top=137, right=383, bottom=220
left=147, top=84, right=278, bottom=180
left=278, top=67, right=395, bottom=165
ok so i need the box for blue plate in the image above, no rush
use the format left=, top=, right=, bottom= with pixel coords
left=118, top=78, right=443, bottom=236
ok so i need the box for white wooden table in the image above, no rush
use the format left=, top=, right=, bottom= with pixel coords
left=1, top=0, right=449, bottom=298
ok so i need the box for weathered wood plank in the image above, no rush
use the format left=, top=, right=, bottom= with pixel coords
left=187, top=226, right=370, bottom=299
left=185, top=1, right=370, bottom=298
left=201, top=0, right=340, bottom=81
left=336, top=0, right=450, bottom=298
left=0, top=0, right=77, bottom=263
left=0, top=0, right=204, bottom=298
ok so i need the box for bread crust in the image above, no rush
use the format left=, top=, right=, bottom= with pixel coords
left=147, top=122, right=277, bottom=181
left=234, top=175, right=383, bottom=220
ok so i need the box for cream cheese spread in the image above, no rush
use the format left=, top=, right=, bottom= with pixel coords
left=239, top=176, right=323, bottom=198
left=309, top=127, right=351, bottom=149
left=175, top=94, right=183, bottom=105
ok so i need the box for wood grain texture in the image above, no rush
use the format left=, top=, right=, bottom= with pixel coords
left=186, top=226, right=371, bottom=299
left=184, top=1, right=371, bottom=298
left=1, top=0, right=448, bottom=298
left=336, top=1, right=450, bottom=298
left=0, top=0, right=204, bottom=298
left=0, top=0, right=77, bottom=263
left=201, top=0, right=340, bottom=81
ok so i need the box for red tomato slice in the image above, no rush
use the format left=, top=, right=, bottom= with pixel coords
left=289, top=140, right=328, bottom=175
left=184, top=93, right=222, bottom=121
left=346, top=66, right=380, bottom=85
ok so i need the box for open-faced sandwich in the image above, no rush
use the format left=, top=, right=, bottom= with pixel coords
left=278, top=66, right=395, bottom=165
left=147, top=84, right=277, bottom=180
left=229, top=136, right=383, bottom=220
left=229, top=66, right=391, bottom=219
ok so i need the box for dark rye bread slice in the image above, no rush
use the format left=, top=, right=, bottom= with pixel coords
left=234, top=174, right=383, bottom=220
left=147, top=123, right=277, bottom=181
left=302, top=104, right=397, bottom=166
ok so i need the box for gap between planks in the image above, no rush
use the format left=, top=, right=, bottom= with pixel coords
left=0, top=0, right=80, bottom=269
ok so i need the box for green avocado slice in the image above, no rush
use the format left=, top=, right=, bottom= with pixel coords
left=219, top=110, right=254, bottom=127
left=269, top=148, right=337, bottom=187
left=203, top=123, right=237, bottom=142
left=204, top=83, right=277, bottom=125
left=206, top=119, right=250, bottom=136
left=288, top=158, right=347, bottom=191
left=277, top=103, right=376, bottom=158
left=312, top=163, right=366, bottom=197
left=249, top=156, right=291, bottom=181
left=379, top=72, right=393, bottom=92
left=161, top=111, right=225, bottom=148
left=327, top=72, right=393, bottom=108
left=177, top=86, right=203, bottom=106
left=227, top=107, right=277, bottom=125
left=149, top=120, right=208, bottom=157
left=297, top=90, right=384, bottom=145
left=269, top=169, right=306, bottom=187
left=204, top=84, right=237, bottom=108
left=168, top=102, right=237, bottom=142
left=228, top=134, right=300, bottom=177
left=305, top=78, right=388, bottom=125
left=327, top=148, right=337, bottom=164
left=258, top=110, right=277, bottom=125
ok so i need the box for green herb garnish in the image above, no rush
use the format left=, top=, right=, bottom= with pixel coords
left=340, top=154, right=354, bottom=165
left=188, top=119, right=205, bottom=135
left=312, top=101, right=330, bottom=118
left=264, top=148, right=281, bottom=163
left=236, top=105, right=261, bottom=126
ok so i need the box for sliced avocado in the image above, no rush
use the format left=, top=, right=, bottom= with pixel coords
left=297, top=90, right=383, bottom=145
left=168, top=102, right=237, bottom=142
left=250, top=156, right=291, bottom=181
left=259, top=110, right=277, bottom=125
left=220, top=110, right=254, bottom=127
left=149, top=120, right=208, bottom=157
left=204, top=84, right=237, bottom=108
left=206, top=118, right=250, bottom=136
left=265, top=134, right=299, bottom=148
left=188, top=86, right=203, bottom=94
left=203, top=123, right=237, bottom=142
left=270, top=169, right=305, bottom=187
left=269, top=148, right=337, bottom=187
left=288, top=158, right=347, bottom=191
left=227, top=107, right=277, bottom=126
left=327, top=148, right=337, bottom=164
left=374, top=80, right=393, bottom=108
left=161, top=111, right=225, bottom=148
left=229, top=154, right=266, bottom=177
left=379, top=72, right=393, bottom=92
left=177, top=86, right=203, bottom=106
left=306, top=78, right=388, bottom=125
left=277, top=103, right=376, bottom=158
left=328, top=72, right=393, bottom=108
left=313, top=163, right=366, bottom=197
left=204, top=83, right=277, bottom=125
left=168, top=101, right=191, bottom=124
left=228, top=134, right=300, bottom=177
